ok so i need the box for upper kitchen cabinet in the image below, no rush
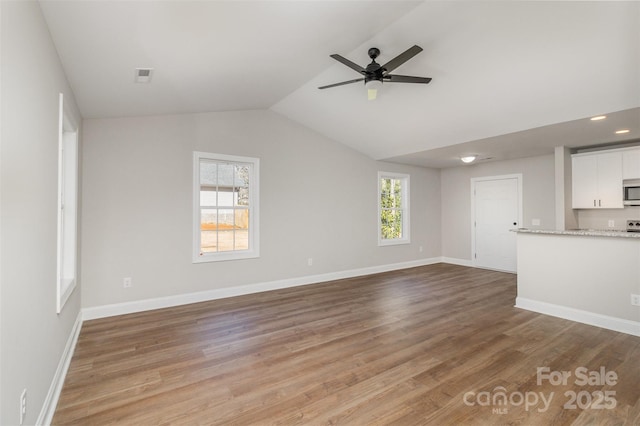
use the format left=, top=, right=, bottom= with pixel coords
left=622, top=149, right=640, bottom=180
left=572, top=151, right=623, bottom=209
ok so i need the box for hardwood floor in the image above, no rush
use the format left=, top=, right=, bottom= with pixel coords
left=53, top=264, right=640, bottom=425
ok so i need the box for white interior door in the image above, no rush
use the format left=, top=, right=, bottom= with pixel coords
left=473, top=176, right=521, bottom=272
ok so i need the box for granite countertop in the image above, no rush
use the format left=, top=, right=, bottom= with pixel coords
left=513, top=228, right=640, bottom=238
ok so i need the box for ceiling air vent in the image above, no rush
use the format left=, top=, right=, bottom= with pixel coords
left=134, top=68, right=154, bottom=83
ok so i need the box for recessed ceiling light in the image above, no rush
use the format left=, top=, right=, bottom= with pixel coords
left=590, top=115, right=606, bottom=121
left=134, top=68, right=154, bottom=83
left=461, top=155, right=477, bottom=164
left=615, top=129, right=630, bottom=134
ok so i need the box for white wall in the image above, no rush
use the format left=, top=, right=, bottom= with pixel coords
left=0, top=2, right=82, bottom=424
left=81, top=110, right=441, bottom=310
left=441, top=154, right=556, bottom=262
left=577, top=206, right=640, bottom=231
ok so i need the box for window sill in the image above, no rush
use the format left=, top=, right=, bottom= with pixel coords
left=192, top=250, right=260, bottom=263
left=378, top=239, right=411, bottom=247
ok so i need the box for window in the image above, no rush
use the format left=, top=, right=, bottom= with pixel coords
left=378, top=172, right=410, bottom=245
left=193, top=152, right=259, bottom=262
left=57, top=93, right=78, bottom=313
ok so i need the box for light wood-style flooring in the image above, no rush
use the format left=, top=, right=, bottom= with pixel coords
left=53, top=264, right=640, bottom=425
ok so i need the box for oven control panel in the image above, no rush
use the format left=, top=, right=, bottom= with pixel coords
left=626, top=220, right=640, bottom=232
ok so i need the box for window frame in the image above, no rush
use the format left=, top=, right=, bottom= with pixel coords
left=378, top=171, right=411, bottom=246
left=192, top=151, right=260, bottom=263
left=56, top=93, right=79, bottom=313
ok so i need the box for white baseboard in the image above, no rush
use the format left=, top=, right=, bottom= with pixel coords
left=83, top=257, right=442, bottom=321
left=440, top=257, right=473, bottom=267
left=515, top=297, right=640, bottom=337
left=37, top=311, right=83, bottom=425
left=442, top=256, right=518, bottom=274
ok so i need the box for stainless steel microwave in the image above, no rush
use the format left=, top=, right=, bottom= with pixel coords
left=624, top=180, right=640, bottom=206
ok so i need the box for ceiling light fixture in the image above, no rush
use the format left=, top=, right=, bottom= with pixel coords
left=365, top=79, right=382, bottom=101
left=461, top=155, right=477, bottom=164
left=615, top=129, right=630, bottom=134
left=590, top=115, right=607, bottom=121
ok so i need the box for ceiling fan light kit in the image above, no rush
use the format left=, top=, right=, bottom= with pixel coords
left=365, top=79, right=382, bottom=100
left=319, top=45, right=432, bottom=100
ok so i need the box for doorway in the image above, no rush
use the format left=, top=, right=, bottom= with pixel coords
left=471, top=174, right=522, bottom=273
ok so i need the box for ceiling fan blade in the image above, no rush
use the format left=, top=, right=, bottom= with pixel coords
left=381, top=45, right=423, bottom=74
left=330, top=54, right=366, bottom=74
left=384, top=74, right=432, bottom=84
left=318, top=78, right=365, bottom=89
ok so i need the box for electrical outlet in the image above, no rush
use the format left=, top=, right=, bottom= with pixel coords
left=608, top=220, right=615, bottom=228
left=20, top=389, right=26, bottom=425
left=123, top=277, right=132, bottom=288
left=631, top=294, right=640, bottom=306
left=307, top=258, right=313, bottom=266
left=531, top=218, right=541, bottom=226
left=419, top=245, right=424, bottom=253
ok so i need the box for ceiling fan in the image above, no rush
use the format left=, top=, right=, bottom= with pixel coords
left=318, top=45, right=432, bottom=100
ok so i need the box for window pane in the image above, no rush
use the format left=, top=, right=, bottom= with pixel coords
left=218, top=163, right=235, bottom=191
left=235, top=165, right=249, bottom=186
left=381, top=178, right=403, bottom=209
left=217, top=208, right=235, bottom=252
left=218, top=190, right=234, bottom=207
left=392, top=179, right=402, bottom=206
left=380, top=178, right=392, bottom=205
left=237, top=187, right=249, bottom=207
left=235, top=231, right=249, bottom=250
left=217, top=230, right=235, bottom=252
left=200, top=190, right=217, bottom=207
left=200, top=208, right=218, bottom=253
left=235, top=165, right=249, bottom=207
left=200, top=161, right=218, bottom=186
left=381, top=209, right=403, bottom=240
left=394, top=210, right=403, bottom=238
left=235, top=209, right=249, bottom=231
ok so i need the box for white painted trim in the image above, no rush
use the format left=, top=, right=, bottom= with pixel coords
left=515, top=297, right=640, bottom=337
left=37, top=311, right=83, bottom=425
left=192, top=151, right=260, bottom=263
left=470, top=174, right=523, bottom=272
left=377, top=171, right=410, bottom=246
left=56, top=93, right=79, bottom=314
left=472, top=264, right=517, bottom=274
left=83, top=257, right=442, bottom=320
left=440, top=257, right=473, bottom=267
left=440, top=257, right=515, bottom=273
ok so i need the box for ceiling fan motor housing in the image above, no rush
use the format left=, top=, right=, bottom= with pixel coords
left=367, top=47, right=380, bottom=60
left=365, top=51, right=384, bottom=84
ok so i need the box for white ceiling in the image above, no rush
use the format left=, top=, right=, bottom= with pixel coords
left=40, top=1, right=640, bottom=168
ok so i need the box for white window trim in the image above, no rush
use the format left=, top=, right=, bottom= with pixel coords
left=56, top=93, right=79, bottom=313
left=378, top=171, right=411, bottom=246
left=192, top=151, right=260, bottom=263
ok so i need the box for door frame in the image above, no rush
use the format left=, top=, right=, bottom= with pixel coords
left=470, top=174, right=523, bottom=272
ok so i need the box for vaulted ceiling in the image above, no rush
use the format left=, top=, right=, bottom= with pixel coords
left=40, top=1, right=639, bottom=168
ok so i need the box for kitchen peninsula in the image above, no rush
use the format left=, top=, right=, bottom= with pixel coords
left=514, top=228, right=640, bottom=336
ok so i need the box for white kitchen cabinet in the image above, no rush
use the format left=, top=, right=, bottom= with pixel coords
left=572, top=151, right=623, bottom=209
left=622, top=149, right=640, bottom=180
